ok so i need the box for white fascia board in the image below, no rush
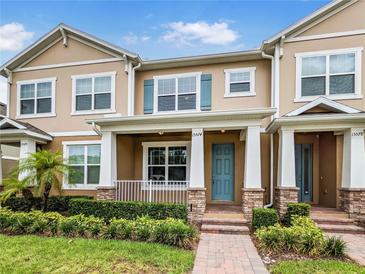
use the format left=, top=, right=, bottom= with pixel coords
left=286, top=97, right=362, bottom=117
left=0, top=117, right=26, bottom=129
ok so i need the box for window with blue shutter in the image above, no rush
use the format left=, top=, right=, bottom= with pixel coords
left=200, top=74, right=212, bottom=111
left=144, top=79, right=154, bottom=114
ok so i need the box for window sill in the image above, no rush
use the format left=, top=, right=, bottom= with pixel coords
left=71, top=110, right=116, bottom=116
left=224, top=92, right=256, bottom=98
left=62, top=184, right=98, bottom=190
left=294, top=94, right=363, bottom=103
left=153, top=109, right=201, bottom=115
left=16, top=113, right=56, bottom=119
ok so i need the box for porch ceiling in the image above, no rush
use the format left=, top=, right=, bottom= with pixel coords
left=266, top=113, right=365, bottom=133
left=86, top=108, right=276, bottom=134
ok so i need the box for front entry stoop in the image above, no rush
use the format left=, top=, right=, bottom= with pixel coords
left=200, top=205, right=250, bottom=235
left=311, top=207, right=365, bottom=234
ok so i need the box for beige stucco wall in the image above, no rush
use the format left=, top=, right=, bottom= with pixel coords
left=299, top=1, right=365, bottom=36
left=134, top=60, right=272, bottom=116
left=280, top=34, right=365, bottom=116
left=24, top=38, right=113, bottom=67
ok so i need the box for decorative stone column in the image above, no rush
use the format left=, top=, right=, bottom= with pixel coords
left=188, top=128, right=206, bottom=224
left=339, top=128, right=365, bottom=221
left=97, top=131, right=117, bottom=200
left=242, top=126, right=265, bottom=220
left=275, top=129, right=298, bottom=217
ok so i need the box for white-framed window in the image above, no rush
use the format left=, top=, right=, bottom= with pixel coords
left=224, top=67, right=256, bottom=97
left=295, top=47, right=363, bottom=102
left=142, top=141, right=191, bottom=185
left=153, top=72, right=201, bottom=114
left=71, top=71, right=116, bottom=115
left=16, top=78, right=56, bottom=118
left=63, top=141, right=101, bottom=189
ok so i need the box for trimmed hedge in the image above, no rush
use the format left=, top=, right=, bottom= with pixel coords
left=1, top=196, right=93, bottom=213
left=283, top=203, right=311, bottom=226
left=252, top=208, right=279, bottom=231
left=0, top=209, right=197, bottom=249
left=69, top=199, right=188, bottom=221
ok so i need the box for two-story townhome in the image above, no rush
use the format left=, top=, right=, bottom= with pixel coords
left=1, top=0, right=364, bottom=223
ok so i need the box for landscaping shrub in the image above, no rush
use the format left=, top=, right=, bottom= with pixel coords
left=323, top=236, right=346, bottom=257
left=283, top=202, right=311, bottom=226
left=255, top=216, right=333, bottom=257
left=252, top=208, right=279, bottom=230
left=1, top=196, right=92, bottom=213
left=69, top=199, right=188, bottom=221
left=0, top=208, right=197, bottom=249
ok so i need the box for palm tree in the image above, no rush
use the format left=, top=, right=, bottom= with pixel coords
left=0, top=176, right=33, bottom=203
left=14, top=150, right=71, bottom=211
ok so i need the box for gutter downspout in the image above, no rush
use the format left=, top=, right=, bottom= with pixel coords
left=91, top=122, right=102, bottom=136
left=261, top=51, right=275, bottom=208
left=130, top=62, right=141, bottom=116
left=4, top=68, right=12, bottom=117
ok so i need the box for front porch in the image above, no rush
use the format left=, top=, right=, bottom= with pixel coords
left=89, top=109, right=275, bottom=223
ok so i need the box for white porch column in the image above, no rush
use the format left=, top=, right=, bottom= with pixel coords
left=19, top=139, right=36, bottom=180
left=99, top=131, right=116, bottom=186
left=0, top=146, right=3, bottom=184
left=244, top=126, right=262, bottom=188
left=277, top=129, right=296, bottom=187
left=342, top=128, right=365, bottom=188
left=189, top=128, right=204, bottom=187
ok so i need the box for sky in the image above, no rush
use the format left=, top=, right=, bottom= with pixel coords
left=0, top=0, right=330, bottom=104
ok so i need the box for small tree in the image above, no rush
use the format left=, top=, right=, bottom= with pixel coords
left=13, top=150, right=71, bottom=211
left=0, top=176, right=33, bottom=203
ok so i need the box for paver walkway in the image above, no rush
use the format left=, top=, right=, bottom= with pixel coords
left=328, top=233, right=365, bottom=266
left=192, top=233, right=268, bottom=274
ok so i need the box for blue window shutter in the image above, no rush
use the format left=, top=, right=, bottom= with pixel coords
left=200, top=74, right=212, bottom=111
left=144, top=79, right=154, bottom=114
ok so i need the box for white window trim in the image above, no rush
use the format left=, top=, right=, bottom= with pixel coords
left=71, top=71, right=116, bottom=115
left=62, top=140, right=101, bottom=190
left=16, top=77, right=57, bottom=119
left=224, top=67, right=256, bottom=98
left=295, top=47, right=363, bottom=102
left=153, top=72, right=202, bottom=115
left=142, top=141, right=191, bottom=188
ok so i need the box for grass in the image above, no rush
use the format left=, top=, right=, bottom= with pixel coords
left=270, top=259, right=365, bottom=274
left=0, top=234, right=194, bottom=274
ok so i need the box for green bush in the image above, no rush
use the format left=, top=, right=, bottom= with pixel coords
left=323, top=236, right=346, bottom=257
left=255, top=216, right=332, bottom=257
left=252, top=208, right=279, bottom=230
left=69, top=199, right=188, bottom=221
left=0, top=208, right=197, bottom=249
left=1, top=196, right=92, bottom=212
left=283, top=203, right=311, bottom=226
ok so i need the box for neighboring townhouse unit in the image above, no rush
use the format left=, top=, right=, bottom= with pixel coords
left=0, top=0, right=364, bottom=223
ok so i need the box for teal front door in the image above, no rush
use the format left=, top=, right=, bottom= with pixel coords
left=212, top=143, right=234, bottom=201
left=295, top=144, right=313, bottom=203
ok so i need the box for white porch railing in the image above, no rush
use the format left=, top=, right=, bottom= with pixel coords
left=115, top=180, right=189, bottom=204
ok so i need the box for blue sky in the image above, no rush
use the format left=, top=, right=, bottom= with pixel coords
left=0, top=0, right=330, bottom=103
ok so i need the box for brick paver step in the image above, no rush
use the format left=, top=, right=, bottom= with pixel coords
left=201, top=224, right=250, bottom=235
left=201, top=217, right=248, bottom=226
left=312, top=216, right=355, bottom=225
left=318, top=223, right=365, bottom=234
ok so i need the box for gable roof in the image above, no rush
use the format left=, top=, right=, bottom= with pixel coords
left=0, top=23, right=140, bottom=77
left=262, top=0, right=358, bottom=50
left=285, top=97, right=362, bottom=117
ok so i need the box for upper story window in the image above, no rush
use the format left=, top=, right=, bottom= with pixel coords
left=71, top=72, right=116, bottom=115
left=63, top=141, right=101, bottom=189
left=16, top=78, right=56, bottom=118
left=296, top=47, right=363, bottom=102
left=154, top=72, right=201, bottom=114
left=224, top=67, right=256, bottom=97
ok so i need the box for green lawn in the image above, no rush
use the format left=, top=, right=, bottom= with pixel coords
left=270, top=259, right=365, bottom=274
left=0, top=234, right=194, bottom=274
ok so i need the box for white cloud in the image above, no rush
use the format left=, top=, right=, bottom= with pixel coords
left=0, top=22, right=34, bottom=51
left=162, top=21, right=239, bottom=47
left=122, top=32, right=151, bottom=45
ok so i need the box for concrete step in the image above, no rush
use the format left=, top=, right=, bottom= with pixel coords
left=312, top=216, right=355, bottom=225
left=205, top=205, right=242, bottom=214
left=318, top=223, right=365, bottom=234
left=201, top=224, right=250, bottom=235
left=201, top=217, right=248, bottom=226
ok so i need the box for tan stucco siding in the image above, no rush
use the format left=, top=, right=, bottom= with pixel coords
left=280, top=34, right=365, bottom=116
left=134, top=60, right=271, bottom=115
left=10, top=61, right=128, bottom=132
left=42, top=136, right=101, bottom=152
left=24, top=38, right=114, bottom=68
left=299, top=1, right=365, bottom=37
